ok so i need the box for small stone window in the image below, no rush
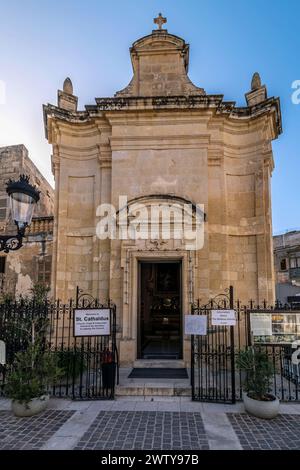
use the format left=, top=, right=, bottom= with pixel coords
left=280, top=259, right=287, bottom=271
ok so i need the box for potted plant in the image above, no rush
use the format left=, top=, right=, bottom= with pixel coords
left=236, top=347, right=280, bottom=419
left=5, top=340, right=62, bottom=417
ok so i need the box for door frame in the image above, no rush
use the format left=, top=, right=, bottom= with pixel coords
left=137, top=259, right=183, bottom=360
left=119, top=248, right=194, bottom=366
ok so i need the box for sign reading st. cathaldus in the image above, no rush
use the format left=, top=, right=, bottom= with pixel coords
left=74, top=308, right=111, bottom=337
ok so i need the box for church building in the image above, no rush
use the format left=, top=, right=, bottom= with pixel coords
left=43, top=15, right=282, bottom=365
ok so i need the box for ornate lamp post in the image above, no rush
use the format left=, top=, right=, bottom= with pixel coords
left=0, top=175, right=40, bottom=253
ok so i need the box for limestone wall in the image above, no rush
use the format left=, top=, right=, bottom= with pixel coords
left=0, top=145, right=54, bottom=299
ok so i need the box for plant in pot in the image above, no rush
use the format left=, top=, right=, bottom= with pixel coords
left=5, top=339, right=63, bottom=417
left=236, top=347, right=280, bottom=419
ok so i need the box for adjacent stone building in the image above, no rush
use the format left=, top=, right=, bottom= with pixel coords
left=0, top=145, right=54, bottom=298
left=43, top=17, right=282, bottom=365
left=273, top=230, right=300, bottom=306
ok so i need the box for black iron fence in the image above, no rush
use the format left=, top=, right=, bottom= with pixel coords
left=191, top=288, right=300, bottom=403
left=0, top=296, right=118, bottom=400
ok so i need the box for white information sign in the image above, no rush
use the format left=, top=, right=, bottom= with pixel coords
left=250, top=313, right=272, bottom=336
left=0, top=340, right=5, bottom=365
left=211, top=310, right=236, bottom=326
left=74, top=309, right=110, bottom=337
left=184, top=315, right=207, bottom=335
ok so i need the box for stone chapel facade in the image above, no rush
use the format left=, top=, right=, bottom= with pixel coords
left=44, top=17, right=281, bottom=365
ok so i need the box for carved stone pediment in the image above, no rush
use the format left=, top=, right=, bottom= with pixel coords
left=115, top=31, right=205, bottom=97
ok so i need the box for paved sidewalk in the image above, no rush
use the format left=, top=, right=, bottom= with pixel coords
left=0, top=397, right=299, bottom=450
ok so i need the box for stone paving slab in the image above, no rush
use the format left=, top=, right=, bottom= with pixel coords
left=0, top=410, right=75, bottom=450
left=74, top=411, right=210, bottom=450
left=41, top=409, right=99, bottom=450
left=227, top=413, right=300, bottom=450
left=202, top=411, right=242, bottom=450
left=1, top=398, right=300, bottom=450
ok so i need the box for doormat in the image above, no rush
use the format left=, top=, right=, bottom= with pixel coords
left=128, top=368, right=188, bottom=379
left=143, top=354, right=179, bottom=360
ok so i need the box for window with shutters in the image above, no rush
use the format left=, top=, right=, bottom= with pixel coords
left=0, top=196, right=8, bottom=220
left=290, top=257, right=300, bottom=268
left=37, top=256, right=52, bottom=285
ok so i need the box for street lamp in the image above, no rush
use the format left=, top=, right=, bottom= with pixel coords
left=0, top=175, right=40, bottom=253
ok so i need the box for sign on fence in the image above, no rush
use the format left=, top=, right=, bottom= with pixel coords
left=185, top=314, right=207, bottom=335
left=250, top=313, right=272, bottom=336
left=0, top=340, right=5, bottom=365
left=250, top=311, right=300, bottom=344
left=74, top=308, right=111, bottom=337
left=211, top=309, right=236, bottom=326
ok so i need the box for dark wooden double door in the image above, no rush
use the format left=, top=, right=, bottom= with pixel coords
left=138, top=261, right=182, bottom=359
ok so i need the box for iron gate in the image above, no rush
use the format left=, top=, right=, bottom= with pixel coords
left=0, top=292, right=118, bottom=400
left=191, top=287, right=236, bottom=403
left=191, top=288, right=300, bottom=403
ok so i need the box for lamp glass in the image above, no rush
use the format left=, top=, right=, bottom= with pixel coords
left=9, top=192, right=36, bottom=227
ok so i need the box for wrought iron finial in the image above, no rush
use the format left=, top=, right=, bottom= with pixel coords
left=154, top=12, right=167, bottom=30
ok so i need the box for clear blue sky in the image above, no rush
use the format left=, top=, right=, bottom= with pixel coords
left=0, top=0, right=299, bottom=233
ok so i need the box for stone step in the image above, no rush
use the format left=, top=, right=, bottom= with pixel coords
left=133, top=359, right=186, bottom=368
left=116, top=367, right=191, bottom=397
left=115, top=384, right=192, bottom=397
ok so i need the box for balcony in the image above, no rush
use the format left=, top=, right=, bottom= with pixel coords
left=26, top=216, right=54, bottom=235
left=289, top=267, right=300, bottom=279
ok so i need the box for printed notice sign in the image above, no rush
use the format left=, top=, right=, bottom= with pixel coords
left=211, top=310, right=236, bottom=326
left=0, top=340, right=5, bottom=365
left=250, top=313, right=272, bottom=336
left=184, top=315, right=207, bottom=335
left=74, top=309, right=110, bottom=337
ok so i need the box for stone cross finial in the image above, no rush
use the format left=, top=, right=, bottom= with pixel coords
left=154, top=12, right=167, bottom=30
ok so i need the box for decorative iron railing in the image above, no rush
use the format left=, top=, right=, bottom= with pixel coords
left=191, top=289, right=300, bottom=403
left=0, top=293, right=118, bottom=400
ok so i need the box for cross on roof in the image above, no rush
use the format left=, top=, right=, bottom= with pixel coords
left=154, top=13, right=167, bottom=30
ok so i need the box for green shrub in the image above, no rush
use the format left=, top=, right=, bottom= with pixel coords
left=236, top=347, right=274, bottom=401
left=55, top=350, right=85, bottom=380
left=5, top=340, right=63, bottom=404
left=30, top=283, right=50, bottom=304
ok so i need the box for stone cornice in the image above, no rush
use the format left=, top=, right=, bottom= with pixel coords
left=92, top=95, right=230, bottom=111
left=44, top=94, right=282, bottom=141
left=43, top=104, right=93, bottom=141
